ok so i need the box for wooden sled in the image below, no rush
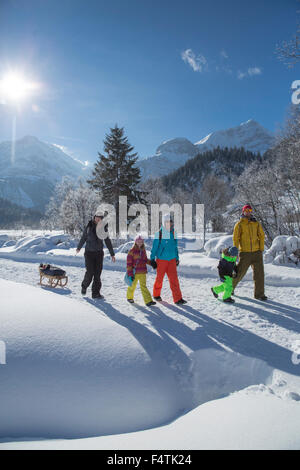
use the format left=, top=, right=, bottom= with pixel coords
left=39, top=266, right=68, bottom=288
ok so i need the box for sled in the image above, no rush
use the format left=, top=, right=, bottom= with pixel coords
left=39, top=264, right=68, bottom=288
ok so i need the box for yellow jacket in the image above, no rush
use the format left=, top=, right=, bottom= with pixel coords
left=233, top=217, right=265, bottom=253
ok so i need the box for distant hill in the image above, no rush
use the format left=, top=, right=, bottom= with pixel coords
left=162, top=146, right=263, bottom=193
left=0, top=135, right=88, bottom=211
left=0, top=197, right=42, bottom=228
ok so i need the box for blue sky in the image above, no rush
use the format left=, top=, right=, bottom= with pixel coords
left=0, top=0, right=299, bottom=164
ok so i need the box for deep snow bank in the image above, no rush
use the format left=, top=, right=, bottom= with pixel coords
left=3, top=381, right=300, bottom=449
left=0, top=279, right=187, bottom=438
left=0, top=279, right=275, bottom=440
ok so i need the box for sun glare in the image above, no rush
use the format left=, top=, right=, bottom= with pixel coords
left=0, top=72, right=38, bottom=102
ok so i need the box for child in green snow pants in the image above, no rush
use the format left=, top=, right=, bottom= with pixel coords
left=212, top=275, right=233, bottom=300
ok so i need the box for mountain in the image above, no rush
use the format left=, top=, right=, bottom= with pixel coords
left=137, top=120, right=274, bottom=180
left=0, top=197, right=42, bottom=228
left=162, top=146, right=263, bottom=194
left=138, top=137, right=198, bottom=180
left=0, top=136, right=87, bottom=211
left=195, top=119, right=274, bottom=155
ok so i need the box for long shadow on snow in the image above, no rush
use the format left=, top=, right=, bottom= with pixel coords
left=86, top=297, right=300, bottom=379
left=84, top=298, right=211, bottom=372
left=233, top=295, right=300, bottom=332
left=172, top=303, right=300, bottom=375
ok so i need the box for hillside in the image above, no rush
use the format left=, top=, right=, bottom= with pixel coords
left=0, top=136, right=87, bottom=211
left=137, top=120, right=274, bottom=180
left=162, top=146, right=263, bottom=193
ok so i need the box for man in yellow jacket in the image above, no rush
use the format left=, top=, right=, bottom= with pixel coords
left=232, top=204, right=267, bottom=300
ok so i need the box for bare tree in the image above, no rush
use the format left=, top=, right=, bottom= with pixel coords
left=234, top=162, right=284, bottom=245
left=42, top=176, right=76, bottom=230
left=234, top=106, right=300, bottom=244
left=60, top=181, right=102, bottom=235
left=139, top=178, right=172, bottom=205
left=193, top=175, right=231, bottom=242
left=275, top=4, right=300, bottom=67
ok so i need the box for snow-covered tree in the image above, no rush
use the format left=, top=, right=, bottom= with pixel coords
left=139, top=178, right=172, bottom=206
left=42, top=178, right=102, bottom=234
left=88, top=125, right=145, bottom=233
left=42, top=176, right=76, bottom=230
left=59, top=181, right=102, bottom=234
left=235, top=106, right=300, bottom=244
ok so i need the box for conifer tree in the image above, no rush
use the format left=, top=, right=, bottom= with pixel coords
left=88, top=125, right=144, bottom=233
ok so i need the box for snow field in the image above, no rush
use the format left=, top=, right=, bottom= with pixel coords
left=0, top=231, right=300, bottom=448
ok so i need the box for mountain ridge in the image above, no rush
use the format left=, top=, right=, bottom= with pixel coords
left=138, top=119, right=274, bottom=180
left=0, top=135, right=86, bottom=210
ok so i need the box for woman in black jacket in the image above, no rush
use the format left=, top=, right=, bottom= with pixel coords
left=76, top=214, right=115, bottom=298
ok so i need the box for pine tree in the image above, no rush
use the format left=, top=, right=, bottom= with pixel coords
left=88, top=125, right=144, bottom=233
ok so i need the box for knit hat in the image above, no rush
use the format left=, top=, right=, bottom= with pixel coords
left=242, top=204, right=252, bottom=213
left=228, top=246, right=238, bottom=257
left=135, top=235, right=144, bottom=243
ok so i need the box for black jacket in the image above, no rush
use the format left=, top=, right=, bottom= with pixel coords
left=77, top=220, right=115, bottom=256
left=218, top=255, right=238, bottom=280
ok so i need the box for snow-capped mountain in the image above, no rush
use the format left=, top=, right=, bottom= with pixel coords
left=138, top=137, right=198, bottom=180
left=138, top=120, right=274, bottom=180
left=0, top=136, right=87, bottom=210
left=195, top=119, right=274, bottom=155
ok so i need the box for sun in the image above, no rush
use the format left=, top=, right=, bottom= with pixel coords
left=0, top=72, right=37, bottom=102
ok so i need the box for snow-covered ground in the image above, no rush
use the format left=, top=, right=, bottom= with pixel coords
left=0, top=231, right=300, bottom=449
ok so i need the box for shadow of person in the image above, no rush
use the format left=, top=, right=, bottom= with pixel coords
left=85, top=296, right=300, bottom=379
left=84, top=298, right=193, bottom=388
left=232, top=296, right=300, bottom=331
left=248, top=297, right=300, bottom=317
left=165, top=302, right=300, bottom=376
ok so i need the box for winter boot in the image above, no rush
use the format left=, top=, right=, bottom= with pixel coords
left=154, top=296, right=162, bottom=301
left=175, top=298, right=187, bottom=305
left=146, top=301, right=157, bottom=307
left=127, top=299, right=134, bottom=304
left=81, top=286, right=87, bottom=295
left=92, top=293, right=104, bottom=299
left=211, top=287, right=218, bottom=298
left=255, top=295, right=268, bottom=301
left=223, top=297, right=235, bottom=303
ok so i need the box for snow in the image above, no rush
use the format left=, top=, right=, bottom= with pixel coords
left=4, top=389, right=300, bottom=450
left=138, top=120, right=274, bottom=180
left=1, top=232, right=300, bottom=287
left=0, top=136, right=86, bottom=209
left=0, top=230, right=300, bottom=449
left=204, top=234, right=234, bottom=258
left=0, top=278, right=189, bottom=439
left=194, top=119, right=274, bottom=155
left=264, top=235, right=300, bottom=266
